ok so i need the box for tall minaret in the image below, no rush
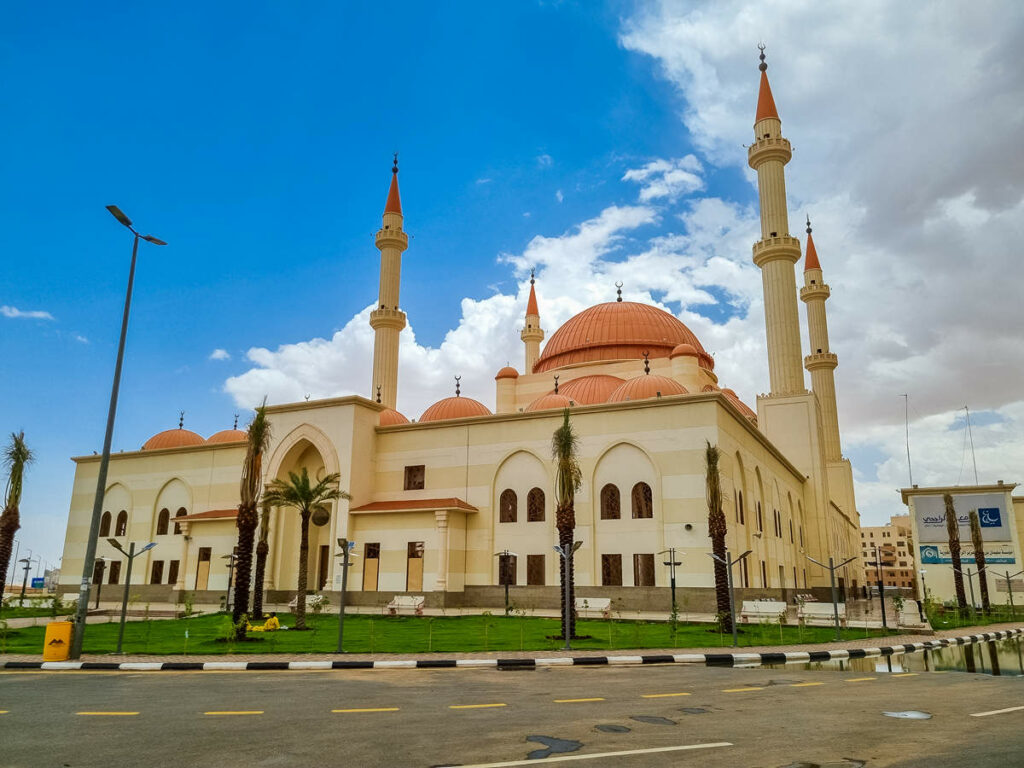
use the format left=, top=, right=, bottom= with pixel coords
left=520, top=270, right=544, bottom=372
left=369, top=155, right=409, bottom=410
left=748, top=47, right=805, bottom=396
left=800, top=217, right=842, bottom=461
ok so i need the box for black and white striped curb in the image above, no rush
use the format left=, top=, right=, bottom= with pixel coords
left=3, top=628, right=1020, bottom=672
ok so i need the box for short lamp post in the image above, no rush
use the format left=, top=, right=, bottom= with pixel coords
left=872, top=545, right=888, bottom=629
left=335, top=538, right=358, bottom=653
left=919, top=569, right=928, bottom=603
left=707, top=548, right=751, bottom=648
left=94, top=557, right=107, bottom=609
left=806, top=555, right=858, bottom=642
left=222, top=553, right=238, bottom=613
left=553, top=541, right=583, bottom=651
left=107, top=539, right=156, bottom=654
left=18, top=558, right=32, bottom=607
left=494, top=550, right=518, bottom=615
left=659, top=547, right=683, bottom=619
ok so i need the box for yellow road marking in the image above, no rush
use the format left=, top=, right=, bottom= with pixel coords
left=76, top=711, right=139, bottom=716
left=641, top=692, right=691, bottom=698
left=554, top=697, right=605, bottom=703
left=449, top=703, right=507, bottom=710
left=332, top=707, right=400, bottom=713
left=204, top=710, right=264, bottom=716
left=790, top=682, right=824, bottom=687
left=892, top=673, right=918, bottom=678
left=0, top=710, right=9, bottom=714
left=722, top=687, right=763, bottom=693
left=845, top=677, right=876, bottom=682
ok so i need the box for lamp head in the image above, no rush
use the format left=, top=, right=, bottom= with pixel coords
left=140, top=542, right=157, bottom=553
left=106, top=205, right=133, bottom=228
left=142, top=234, right=167, bottom=246
left=107, top=538, right=126, bottom=555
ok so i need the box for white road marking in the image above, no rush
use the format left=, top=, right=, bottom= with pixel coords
left=971, top=705, right=1024, bottom=718
left=455, top=742, right=732, bottom=767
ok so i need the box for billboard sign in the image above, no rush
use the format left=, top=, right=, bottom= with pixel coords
left=919, top=543, right=1016, bottom=565
left=31, top=577, right=45, bottom=589
left=913, top=493, right=1012, bottom=543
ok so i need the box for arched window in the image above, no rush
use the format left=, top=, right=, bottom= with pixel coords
left=526, top=487, right=545, bottom=522
left=600, top=484, right=620, bottom=520
left=737, top=491, right=745, bottom=525
left=631, top=482, right=653, bottom=519
left=499, top=489, right=517, bottom=523
left=156, top=508, right=170, bottom=536
left=115, top=510, right=128, bottom=537
left=174, top=507, right=187, bottom=535
left=99, top=511, right=111, bottom=537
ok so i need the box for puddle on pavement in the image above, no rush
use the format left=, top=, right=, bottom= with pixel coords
left=525, top=735, right=583, bottom=760
left=594, top=724, right=630, bottom=733
left=778, top=762, right=865, bottom=768
left=680, top=707, right=711, bottom=714
left=883, top=710, right=932, bottom=719
left=629, top=715, right=676, bottom=725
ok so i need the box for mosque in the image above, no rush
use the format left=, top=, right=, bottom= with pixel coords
left=59, top=55, right=863, bottom=611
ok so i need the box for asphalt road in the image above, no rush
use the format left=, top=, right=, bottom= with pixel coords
left=1, top=664, right=1021, bottom=767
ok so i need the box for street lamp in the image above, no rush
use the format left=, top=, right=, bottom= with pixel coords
left=553, top=541, right=583, bottom=650
left=872, top=544, right=888, bottom=629
left=707, top=548, right=752, bottom=647
left=18, top=558, right=32, bottom=607
left=919, top=569, right=928, bottom=602
left=107, top=539, right=156, bottom=654
left=94, top=557, right=107, bottom=609
left=221, top=553, right=238, bottom=613
left=335, top=538, right=358, bottom=652
left=806, top=555, right=858, bottom=641
left=494, top=550, right=519, bottom=615
left=658, top=548, right=683, bottom=619
left=70, top=207, right=166, bottom=660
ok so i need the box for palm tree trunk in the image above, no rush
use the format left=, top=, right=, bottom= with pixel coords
left=944, top=494, right=968, bottom=611
left=251, top=539, right=269, bottom=620
left=705, top=442, right=731, bottom=633
left=556, top=505, right=576, bottom=640
left=232, top=502, right=258, bottom=636
left=0, top=509, right=21, bottom=606
left=296, top=510, right=311, bottom=629
left=969, top=510, right=991, bottom=613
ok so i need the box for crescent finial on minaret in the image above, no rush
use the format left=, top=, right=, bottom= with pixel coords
left=392, top=152, right=399, bottom=174
left=178, top=410, right=185, bottom=429
left=758, top=43, right=767, bottom=72
left=454, top=375, right=461, bottom=397
left=643, top=350, right=650, bottom=375
left=615, top=281, right=623, bottom=302
left=806, top=214, right=812, bottom=235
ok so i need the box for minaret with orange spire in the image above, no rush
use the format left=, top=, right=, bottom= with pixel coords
left=520, top=269, right=545, bottom=372
left=369, top=154, right=409, bottom=410
left=748, top=46, right=805, bottom=396
left=800, top=216, right=842, bottom=461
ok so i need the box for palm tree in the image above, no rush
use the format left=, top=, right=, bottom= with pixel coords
left=231, top=404, right=271, bottom=637
left=263, top=468, right=349, bottom=630
left=551, top=408, right=582, bottom=641
left=943, top=493, right=968, bottom=611
left=968, top=509, right=991, bottom=614
left=251, top=498, right=272, bottom=621
left=705, top=441, right=731, bottom=633
left=0, top=432, right=33, bottom=607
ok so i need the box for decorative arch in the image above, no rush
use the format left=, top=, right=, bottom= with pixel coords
left=154, top=477, right=191, bottom=538
left=592, top=441, right=659, bottom=523
left=265, top=422, right=341, bottom=482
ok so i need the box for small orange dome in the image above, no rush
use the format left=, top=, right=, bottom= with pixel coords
left=143, top=428, right=206, bottom=451
left=722, top=388, right=757, bottom=421
left=495, top=366, right=519, bottom=380
left=525, top=393, right=573, bottom=412
left=207, top=429, right=247, bottom=444
left=670, top=343, right=700, bottom=359
left=379, top=408, right=410, bottom=426
left=558, top=375, right=624, bottom=405
left=420, top=396, right=493, bottom=422
left=607, top=375, right=687, bottom=403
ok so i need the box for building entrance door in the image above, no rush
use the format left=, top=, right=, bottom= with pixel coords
left=317, top=545, right=329, bottom=591
left=195, top=548, right=211, bottom=590
left=406, top=541, right=424, bottom=591
left=363, top=543, right=380, bottom=591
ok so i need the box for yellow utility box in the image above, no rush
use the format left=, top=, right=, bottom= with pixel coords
left=42, top=621, right=72, bottom=661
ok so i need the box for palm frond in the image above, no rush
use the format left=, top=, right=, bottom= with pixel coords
left=3, top=431, right=33, bottom=508
left=239, top=401, right=271, bottom=508
left=551, top=409, right=582, bottom=505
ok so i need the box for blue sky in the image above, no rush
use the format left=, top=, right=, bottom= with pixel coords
left=4, top=2, right=1024, bottom=575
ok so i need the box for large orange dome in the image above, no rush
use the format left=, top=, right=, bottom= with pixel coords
left=207, top=429, right=247, bottom=444
left=557, top=375, right=624, bottom=405
left=534, top=301, right=708, bottom=373
left=420, top=396, right=492, bottom=423
left=142, top=428, right=206, bottom=451
left=607, top=375, right=687, bottom=403
left=379, top=408, right=410, bottom=426
left=525, top=393, right=573, bottom=412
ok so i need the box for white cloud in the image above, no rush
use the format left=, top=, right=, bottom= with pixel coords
left=209, top=348, right=231, bottom=361
left=1, top=305, right=54, bottom=320
left=73, top=334, right=89, bottom=344
left=555, top=189, right=564, bottom=203
left=622, top=155, right=704, bottom=201
left=476, top=178, right=492, bottom=185
left=536, top=153, right=553, bottom=168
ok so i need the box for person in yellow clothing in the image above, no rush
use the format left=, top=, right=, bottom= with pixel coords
left=246, top=613, right=282, bottom=632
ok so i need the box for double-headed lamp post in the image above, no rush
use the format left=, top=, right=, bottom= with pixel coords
left=805, top=555, right=858, bottom=642
left=107, top=539, right=156, bottom=654
left=553, top=541, right=583, bottom=651
left=494, top=550, right=519, bottom=615
left=658, top=548, right=683, bottom=618
left=18, top=558, right=32, bottom=607
left=707, top=548, right=751, bottom=648
left=70, top=206, right=166, bottom=660
left=335, top=538, right=358, bottom=653
left=222, top=553, right=238, bottom=613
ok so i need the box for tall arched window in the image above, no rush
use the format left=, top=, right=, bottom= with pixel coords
left=115, top=510, right=128, bottom=537
left=99, top=511, right=112, bottom=537
left=737, top=491, right=744, bottom=525
left=156, top=508, right=170, bottom=536
left=174, top=508, right=187, bottom=535
left=527, top=488, right=545, bottom=522
left=631, top=482, right=653, bottom=519
left=600, top=484, right=620, bottom=520
left=499, top=489, right=517, bottom=523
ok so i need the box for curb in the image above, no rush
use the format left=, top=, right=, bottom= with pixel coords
left=4, top=628, right=1020, bottom=673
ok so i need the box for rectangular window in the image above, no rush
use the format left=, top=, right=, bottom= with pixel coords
left=527, top=555, right=545, bottom=586
left=92, top=560, right=104, bottom=585
left=633, top=554, right=655, bottom=587
left=108, top=561, right=122, bottom=585
left=403, top=464, right=425, bottom=491
left=150, top=560, right=164, bottom=585
left=498, top=553, right=517, bottom=586
left=760, top=560, right=767, bottom=588
left=601, top=554, right=622, bottom=587
left=168, top=560, right=180, bottom=586
left=740, top=558, right=750, bottom=588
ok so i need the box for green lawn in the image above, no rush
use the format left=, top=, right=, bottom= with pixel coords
left=926, top=604, right=1024, bottom=630
left=0, top=612, right=899, bottom=656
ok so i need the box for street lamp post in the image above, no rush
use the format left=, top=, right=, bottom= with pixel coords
left=806, top=555, right=858, bottom=642
left=659, top=548, right=683, bottom=619
left=335, top=538, right=358, bottom=653
left=222, top=554, right=238, bottom=613
left=18, top=558, right=32, bottom=607
left=919, top=569, right=928, bottom=602
left=708, top=549, right=752, bottom=647
left=70, top=207, right=166, bottom=660
left=952, top=565, right=985, bottom=611
left=1000, top=569, right=1024, bottom=618
left=94, top=557, right=107, bottom=609
left=107, top=539, right=156, bottom=654
left=553, top=541, right=583, bottom=651
left=872, top=545, right=888, bottom=629
left=494, top=550, right=518, bottom=615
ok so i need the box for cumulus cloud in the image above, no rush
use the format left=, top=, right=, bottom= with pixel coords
left=1, top=305, right=54, bottom=320
left=73, top=334, right=89, bottom=344
left=209, top=348, right=231, bottom=361
left=622, top=155, right=704, bottom=201
left=536, top=153, right=553, bottom=168
left=555, top=189, right=564, bottom=203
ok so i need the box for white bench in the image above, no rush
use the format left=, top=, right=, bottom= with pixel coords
left=385, top=595, right=425, bottom=616
left=740, top=601, right=788, bottom=623
left=287, top=593, right=328, bottom=611
left=799, top=602, right=846, bottom=626
left=575, top=597, right=612, bottom=619
left=794, top=593, right=815, bottom=605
